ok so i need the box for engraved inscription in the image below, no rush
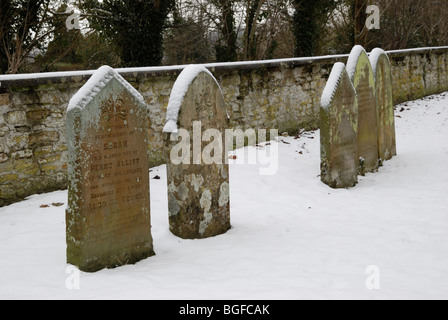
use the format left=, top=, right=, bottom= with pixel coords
left=66, top=66, right=154, bottom=272
left=101, top=98, right=128, bottom=122
left=355, top=63, right=379, bottom=173
left=80, top=95, right=148, bottom=215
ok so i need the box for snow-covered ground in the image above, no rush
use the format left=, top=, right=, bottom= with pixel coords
left=1, top=92, right=447, bottom=300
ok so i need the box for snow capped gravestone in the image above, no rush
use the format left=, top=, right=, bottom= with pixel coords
left=163, top=65, right=230, bottom=239
left=66, top=66, right=155, bottom=272
left=320, top=63, right=359, bottom=188
left=370, top=48, right=397, bottom=161
left=347, top=45, right=379, bottom=175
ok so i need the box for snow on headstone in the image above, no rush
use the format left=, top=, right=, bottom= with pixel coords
left=320, top=63, right=359, bottom=188
left=163, top=65, right=230, bottom=239
left=370, top=48, right=397, bottom=162
left=347, top=45, right=379, bottom=175
left=66, top=66, right=155, bottom=272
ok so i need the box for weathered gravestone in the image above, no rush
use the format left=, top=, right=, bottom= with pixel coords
left=163, top=65, right=230, bottom=239
left=66, top=66, right=155, bottom=272
left=320, top=62, right=359, bottom=188
left=347, top=45, right=379, bottom=175
left=370, top=48, right=397, bottom=162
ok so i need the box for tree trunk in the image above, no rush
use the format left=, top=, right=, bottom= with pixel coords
left=353, top=0, right=368, bottom=47
left=215, top=0, right=237, bottom=62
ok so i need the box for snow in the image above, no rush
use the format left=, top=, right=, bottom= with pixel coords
left=2, top=46, right=447, bottom=83
left=1, top=46, right=447, bottom=87
left=386, top=46, right=448, bottom=55
left=163, top=65, right=220, bottom=133
left=0, top=55, right=349, bottom=85
left=320, top=62, right=350, bottom=109
left=0, top=70, right=95, bottom=83
left=1, top=92, right=448, bottom=300
left=67, top=65, right=146, bottom=112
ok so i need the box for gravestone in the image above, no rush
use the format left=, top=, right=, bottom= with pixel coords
left=347, top=45, right=379, bottom=174
left=163, top=65, right=230, bottom=239
left=66, top=66, right=155, bottom=272
left=370, top=48, right=397, bottom=161
left=320, top=62, right=359, bottom=188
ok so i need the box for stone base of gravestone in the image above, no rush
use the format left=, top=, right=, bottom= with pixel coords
left=163, top=66, right=230, bottom=239
left=66, top=66, right=154, bottom=272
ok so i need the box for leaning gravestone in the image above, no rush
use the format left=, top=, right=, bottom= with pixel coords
left=66, top=66, right=155, bottom=272
left=320, top=62, right=359, bottom=188
left=370, top=48, right=397, bottom=161
left=163, top=65, right=230, bottom=239
left=347, top=45, right=379, bottom=175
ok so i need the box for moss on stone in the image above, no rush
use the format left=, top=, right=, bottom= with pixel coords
left=0, top=173, right=18, bottom=184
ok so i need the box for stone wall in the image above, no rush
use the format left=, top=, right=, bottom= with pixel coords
left=1, top=46, right=448, bottom=206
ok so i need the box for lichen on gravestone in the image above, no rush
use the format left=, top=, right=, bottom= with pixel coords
left=320, top=62, right=358, bottom=188
left=370, top=48, right=397, bottom=162
left=347, top=45, right=380, bottom=174
left=163, top=65, right=231, bottom=239
left=65, top=66, right=154, bottom=272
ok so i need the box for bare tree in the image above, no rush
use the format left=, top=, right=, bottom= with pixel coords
left=243, top=0, right=293, bottom=60
left=323, top=0, right=448, bottom=54
left=417, top=0, right=448, bottom=47
left=164, top=1, right=215, bottom=65
left=0, top=0, right=65, bottom=74
left=164, top=0, right=295, bottom=63
left=365, top=0, right=448, bottom=50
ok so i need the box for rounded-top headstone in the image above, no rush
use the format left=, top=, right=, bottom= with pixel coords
left=370, top=48, right=397, bottom=161
left=347, top=45, right=379, bottom=174
left=163, top=65, right=230, bottom=239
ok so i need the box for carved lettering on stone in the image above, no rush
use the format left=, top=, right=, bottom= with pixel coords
left=347, top=45, right=379, bottom=174
left=66, top=66, right=154, bottom=272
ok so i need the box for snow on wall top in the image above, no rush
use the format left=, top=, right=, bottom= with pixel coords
left=1, top=46, right=447, bottom=87
left=67, top=65, right=146, bottom=113
left=320, top=62, right=352, bottom=109
left=163, top=65, right=221, bottom=134
left=0, top=55, right=347, bottom=83
left=369, top=48, right=390, bottom=79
